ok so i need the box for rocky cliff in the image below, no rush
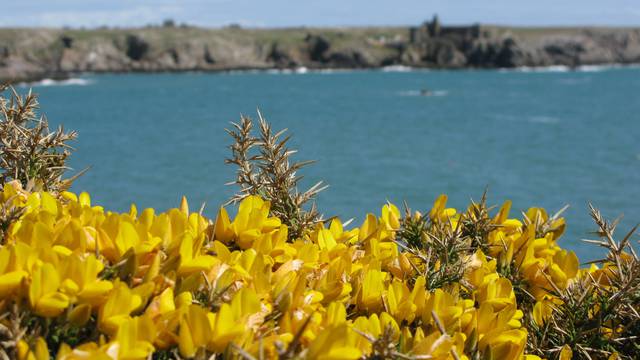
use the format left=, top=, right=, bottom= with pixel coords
left=2, top=19, right=640, bottom=82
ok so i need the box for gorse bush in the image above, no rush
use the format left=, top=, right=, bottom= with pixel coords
left=0, top=88, right=638, bottom=360
left=0, top=85, right=79, bottom=193
left=225, top=112, right=326, bottom=241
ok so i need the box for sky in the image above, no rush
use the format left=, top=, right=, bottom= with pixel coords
left=2, top=0, right=640, bottom=28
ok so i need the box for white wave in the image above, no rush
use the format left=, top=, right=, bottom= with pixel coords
left=577, top=65, right=609, bottom=72
left=264, top=67, right=336, bottom=75
left=225, top=69, right=264, bottom=75
left=382, top=65, right=414, bottom=72
left=265, top=67, right=309, bottom=75
left=501, top=63, right=640, bottom=74
left=507, top=65, right=571, bottom=73
left=528, top=115, right=559, bottom=124
left=316, top=68, right=351, bottom=74
left=558, top=77, right=592, bottom=85
left=577, top=63, right=640, bottom=72
left=264, top=68, right=293, bottom=74
left=18, top=78, right=93, bottom=87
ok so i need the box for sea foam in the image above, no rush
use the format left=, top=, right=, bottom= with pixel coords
left=18, top=78, right=93, bottom=87
left=502, top=63, right=640, bottom=73
left=382, top=65, right=415, bottom=72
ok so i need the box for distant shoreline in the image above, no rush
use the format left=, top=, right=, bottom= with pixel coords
left=3, top=20, right=640, bottom=84
left=14, top=62, right=640, bottom=87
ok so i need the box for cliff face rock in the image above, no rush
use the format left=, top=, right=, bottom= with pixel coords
left=305, top=34, right=331, bottom=62
left=1, top=22, right=640, bottom=82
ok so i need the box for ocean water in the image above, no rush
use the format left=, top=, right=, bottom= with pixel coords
left=16, top=66, right=640, bottom=261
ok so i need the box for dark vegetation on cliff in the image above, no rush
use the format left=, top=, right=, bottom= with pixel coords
left=2, top=17, right=640, bottom=82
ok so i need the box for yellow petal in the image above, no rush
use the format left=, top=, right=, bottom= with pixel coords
left=79, top=192, right=91, bottom=207
left=36, top=292, right=70, bottom=317
left=178, top=318, right=197, bottom=358
left=559, top=345, right=573, bottom=360
left=0, top=271, right=27, bottom=297
left=78, top=281, right=113, bottom=305
left=180, top=196, right=189, bottom=216
left=34, top=337, right=49, bottom=360
left=68, top=304, right=92, bottom=326
left=318, top=347, right=362, bottom=360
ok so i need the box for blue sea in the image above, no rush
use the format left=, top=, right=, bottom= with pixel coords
left=17, top=66, right=640, bottom=261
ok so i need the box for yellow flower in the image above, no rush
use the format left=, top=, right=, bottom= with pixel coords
left=213, top=196, right=281, bottom=249
left=482, top=329, right=527, bottom=360
left=17, top=337, right=49, bottom=360
left=57, top=342, right=113, bottom=360
left=412, top=331, right=467, bottom=360
left=307, top=324, right=362, bottom=360
left=28, top=262, right=70, bottom=317
left=429, top=194, right=457, bottom=223
left=385, top=279, right=419, bottom=324
left=423, top=289, right=464, bottom=332
left=476, top=277, right=516, bottom=311
left=98, top=280, right=143, bottom=334
left=0, top=247, right=28, bottom=298
left=112, top=315, right=156, bottom=360
left=68, top=304, right=93, bottom=326
left=378, top=203, right=401, bottom=239
left=353, top=312, right=400, bottom=353
left=209, top=303, right=245, bottom=352
left=0, top=185, right=616, bottom=360
left=327, top=218, right=358, bottom=244
left=177, top=233, right=217, bottom=275
left=356, top=266, right=387, bottom=313
left=532, top=297, right=554, bottom=326
left=178, top=304, right=213, bottom=357
left=549, top=250, right=579, bottom=289
left=61, top=254, right=113, bottom=306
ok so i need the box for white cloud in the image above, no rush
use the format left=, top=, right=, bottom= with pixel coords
left=0, top=1, right=232, bottom=27
left=31, top=5, right=182, bottom=27
left=0, top=0, right=248, bottom=28
left=0, top=0, right=638, bottom=28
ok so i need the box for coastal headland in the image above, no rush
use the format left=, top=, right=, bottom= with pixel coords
left=2, top=17, right=640, bottom=83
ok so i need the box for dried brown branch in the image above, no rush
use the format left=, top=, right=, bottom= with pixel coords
left=225, top=111, right=327, bottom=240
left=0, top=85, right=80, bottom=193
left=0, top=303, right=27, bottom=360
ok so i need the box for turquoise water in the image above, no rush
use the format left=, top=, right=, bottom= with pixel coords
left=18, top=67, right=640, bottom=261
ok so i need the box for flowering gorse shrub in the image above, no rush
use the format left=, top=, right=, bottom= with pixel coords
left=0, top=180, right=637, bottom=360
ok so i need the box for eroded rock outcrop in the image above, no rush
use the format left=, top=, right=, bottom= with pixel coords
left=1, top=21, right=640, bottom=83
